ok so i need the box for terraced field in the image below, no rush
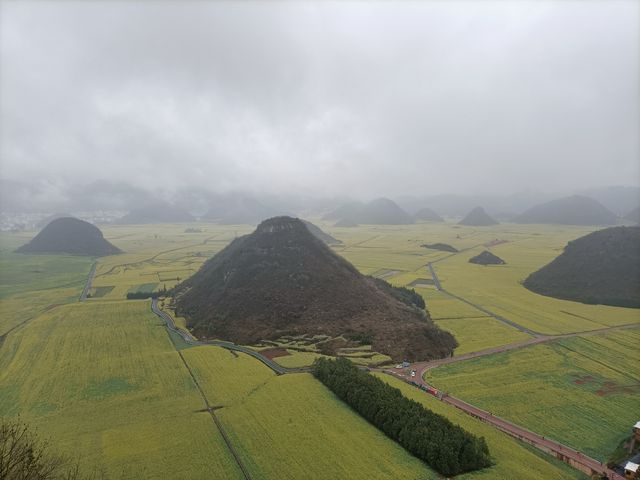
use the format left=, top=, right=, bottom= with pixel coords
left=425, top=330, right=640, bottom=460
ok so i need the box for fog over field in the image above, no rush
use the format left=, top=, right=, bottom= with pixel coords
left=0, top=0, right=638, bottom=210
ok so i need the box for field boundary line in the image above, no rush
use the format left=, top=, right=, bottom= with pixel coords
left=174, top=349, right=252, bottom=480
left=553, top=340, right=640, bottom=383
left=427, top=261, right=540, bottom=336
left=95, top=234, right=219, bottom=278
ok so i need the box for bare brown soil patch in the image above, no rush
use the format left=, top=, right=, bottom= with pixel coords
left=572, top=374, right=596, bottom=385
left=595, top=382, right=640, bottom=397
left=259, top=348, right=291, bottom=360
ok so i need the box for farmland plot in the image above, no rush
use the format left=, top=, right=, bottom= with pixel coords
left=425, top=331, right=640, bottom=460
left=0, top=301, right=243, bottom=479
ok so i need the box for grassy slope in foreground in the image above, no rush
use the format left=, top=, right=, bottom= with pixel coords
left=0, top=301, right=243, bottom=479
left=183, top=346, right=433, bottom=480
left=376, top=374, right=586, bottom=480
left=425, top=330, right=640, bottom=460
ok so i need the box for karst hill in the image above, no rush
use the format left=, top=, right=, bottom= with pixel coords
left=302, top=220, right=342, bottom=245
left=16, top=217, right=122, bottom=256
left=513, top=195, right=618, bottom=226
left=524, top=226, right=640, bottom=307
left=469, top=250, right=505, bottom=265
left=173, top=216, right=456, bottom=361
left=413, top=208, right=444, bottom=222
left=325, top=198, right=413, bottom=225
left=459, top=207, right=499, bottom=226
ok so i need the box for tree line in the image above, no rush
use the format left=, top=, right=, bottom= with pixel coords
left=312, top=357, right=492, bottom=476
left=371, top=277, right=426, bottom=309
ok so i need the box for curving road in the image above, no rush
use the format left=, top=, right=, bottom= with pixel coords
left=150, top=297, right=633, bottom=480
left=383, top=368, right=626, bottom=480
left=150, top=299, right=309, bottom=375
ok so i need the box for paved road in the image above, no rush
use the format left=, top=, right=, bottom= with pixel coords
left=426, top=262, right=441, bottom=290
left=150, top=299, right=309, bottom=375
left=442, top=395, right=624, bottom=480
left=426, top=261, right=540, bottom=336
left=405, top=322, right=640, bottom=380
left=151, top=297, right=633, bottom=480
left=383, top=369, right=625, bottom=480
left=79, top=262, right=97, bottom=302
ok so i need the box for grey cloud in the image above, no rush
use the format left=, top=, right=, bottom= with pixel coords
left=0, top=0, right=638, bottom=206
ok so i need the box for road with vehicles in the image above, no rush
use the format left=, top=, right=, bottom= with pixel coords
left=384, top=367, right=625, bottom=480
left=149, top=293, right=635, bottom=480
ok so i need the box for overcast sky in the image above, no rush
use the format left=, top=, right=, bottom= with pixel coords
left=1, top=0, right=638, bottom=200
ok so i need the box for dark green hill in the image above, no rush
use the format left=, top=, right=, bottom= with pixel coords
left=119, top=203, right=195, bottom=224
left=16, top=217, right=122, bottom=256
left=174, top=216, right=456, bottom=361
left=414, top=208, right=444, bottom=222
left=469, top=250, right=505, bottom=265
left=513, top=195, right=617, bottom=226
left=36, top=213, right=73, bottom=229
left=523, top=226, right=640, bottom=307
left=422, top=243, right=458, bottom=253
left=459, top=207, right=498, bottom=226
left=302, top=220, right=342, bottom=245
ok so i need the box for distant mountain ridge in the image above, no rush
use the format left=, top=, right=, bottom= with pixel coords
left=413, top=208, right=444, bottom=222
left=459, top=207, right=499, bottom=226
left=119, top=203, right=195, bottom=224
left=513, top=195, right=618, bottom=226
left=324, top=198, right=413, bottom=225
left=202, top=195, right=283, bottom=225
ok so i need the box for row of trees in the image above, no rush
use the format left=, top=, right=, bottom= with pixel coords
left=126, top=291, right=165, bottom=300
left=312, top=358, right=492, bottom=476
left=371, top=277, right=426, bottom=309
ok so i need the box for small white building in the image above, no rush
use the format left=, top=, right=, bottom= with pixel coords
left=624, top=461, right=639, bottom=480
